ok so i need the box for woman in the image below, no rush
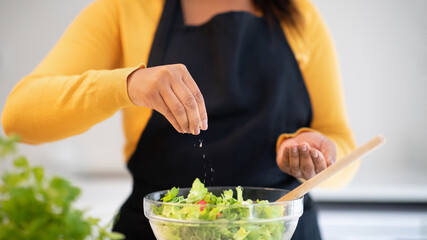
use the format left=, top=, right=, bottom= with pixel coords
left=2, top=0, right=359, bottom=239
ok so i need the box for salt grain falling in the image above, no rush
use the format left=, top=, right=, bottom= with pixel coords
left=203, top=159, right=206, bottom=183
left=209, top=157, right=214, bottom=184
left=198, top=138, right=213, bottom=185
left=200, top=139, right=206, bottom=184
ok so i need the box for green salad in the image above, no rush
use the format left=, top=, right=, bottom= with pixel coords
left=149, top=178, right=285, bottom=240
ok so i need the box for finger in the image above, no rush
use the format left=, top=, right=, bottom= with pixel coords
left=289, top=144, right=302, bottom=178
left=159, top=86, right=190, bottom=133
left=180, top=68, right=208, bottom=130
left=299, top=142, right=315, bottom=180
left=154, top=92, right=184, bottom=133
left=310, top=149, right=327, bottom=174
left=321, top=138, right=337, bottom=166
left=283, top=147, right=291, bottom=173
left=170, top=80, right=202, bottom=135
left=278, top=146, right=291, bottom=173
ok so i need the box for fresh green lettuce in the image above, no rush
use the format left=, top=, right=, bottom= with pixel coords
left=150, top=178, right=285, bottom=240
left=161, top=187, right=179, bottom=202
left=186, top=179, right=209, bottom=203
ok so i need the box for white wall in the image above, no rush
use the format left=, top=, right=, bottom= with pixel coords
left=1, top=0, right=426, bottom=202
left=310, top=0, right=427, bottom=202
left=0, top=0, right=128, bottom=176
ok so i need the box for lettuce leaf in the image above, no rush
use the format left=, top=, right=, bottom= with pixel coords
left=186, top=178, right=209, bottom=203
left=161, top=187, right=179, bottom=202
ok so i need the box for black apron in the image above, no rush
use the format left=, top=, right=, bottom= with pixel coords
left=113, top=0, right=321, bottom=239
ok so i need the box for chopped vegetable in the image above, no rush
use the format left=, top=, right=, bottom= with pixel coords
left=196, top=200, right=207, bottom=211
left=186, top=178, right=209, bottom=203
left=161, top=187, right=179, bottom=202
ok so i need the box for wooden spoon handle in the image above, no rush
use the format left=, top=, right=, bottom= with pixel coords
left=276, top=135, right=386, bottom=202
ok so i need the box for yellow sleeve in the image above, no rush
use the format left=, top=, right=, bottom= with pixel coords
left=1, top=0, right=142, bottom=144
left=277, top=0, right=359, bottom=188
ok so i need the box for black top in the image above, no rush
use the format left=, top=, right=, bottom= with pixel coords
left=113, top=0, right=321, bottom=239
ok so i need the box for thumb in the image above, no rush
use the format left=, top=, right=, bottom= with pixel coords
left=321, top=141, right=337, bottom=166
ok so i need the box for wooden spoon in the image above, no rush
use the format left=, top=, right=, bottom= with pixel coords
left=276, top=135, right=386, bottom=202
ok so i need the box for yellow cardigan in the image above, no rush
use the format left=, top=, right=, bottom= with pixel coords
left=2, top=0, right=358, bottom=188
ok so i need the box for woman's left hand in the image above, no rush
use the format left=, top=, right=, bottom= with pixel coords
left=276, top=131, right=337, bottom=180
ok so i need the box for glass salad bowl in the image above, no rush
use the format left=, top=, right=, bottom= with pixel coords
left=143, top=181, right=303, bottom=240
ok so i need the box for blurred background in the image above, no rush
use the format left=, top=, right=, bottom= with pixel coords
left=1, top=0, right=426, bottom=239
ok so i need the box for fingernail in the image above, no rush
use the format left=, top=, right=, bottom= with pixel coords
left=331, top=158, right=336, bottom=164
left=201, top=120, right=208, bottom=130
left=193, top=127, right=200, bottom=135
left=301, top=143, right=307, bottom=152
left=312, top=150, right=318, bottom=158
left=292, top=145, right=298, bottom=153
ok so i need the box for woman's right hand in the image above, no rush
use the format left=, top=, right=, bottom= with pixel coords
left=127, top=64, right=208, bottom=135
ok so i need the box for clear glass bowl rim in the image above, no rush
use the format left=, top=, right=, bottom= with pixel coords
left=144, top=186, right=303, bottom=207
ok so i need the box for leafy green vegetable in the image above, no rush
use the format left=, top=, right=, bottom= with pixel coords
left=161, top=187, right=179, bottom=202
left=150, top=178, right=285, bottom=240
left=0, top=135, right=124, bottom=240
left=186, top=178, right=209, bottom=203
